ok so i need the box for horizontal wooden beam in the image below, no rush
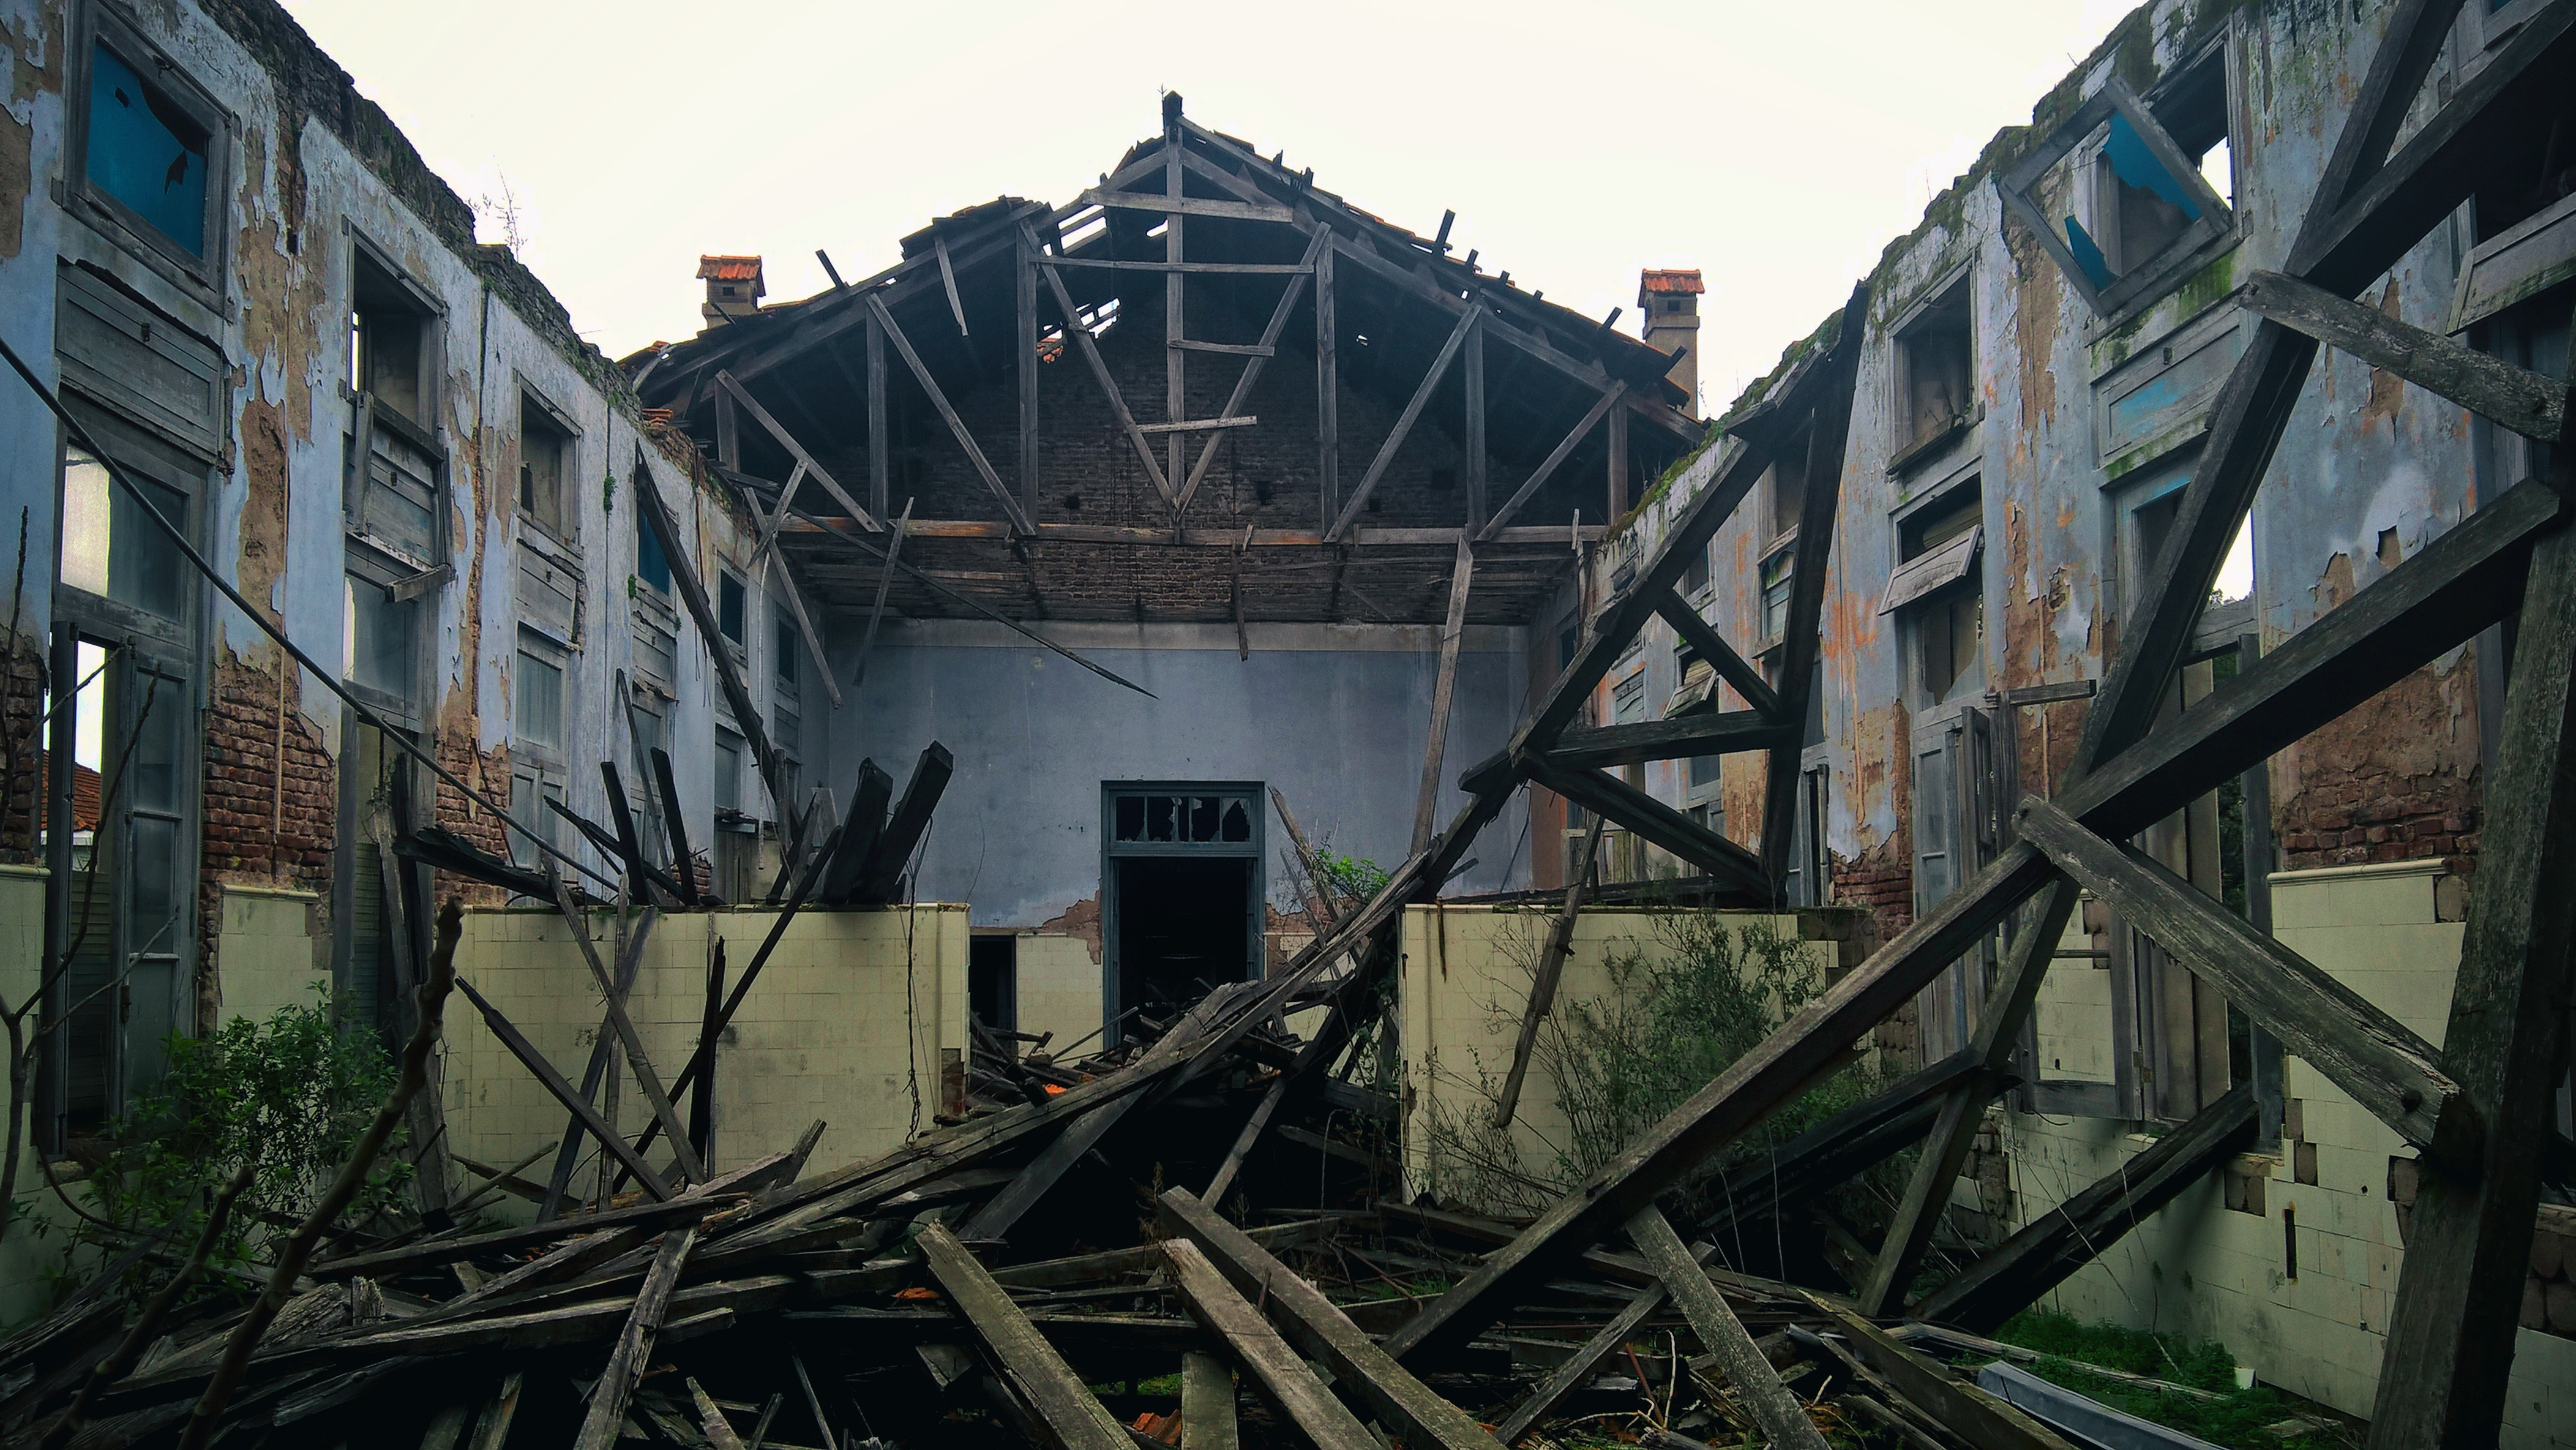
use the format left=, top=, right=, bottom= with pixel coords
left=1078, top=189, right=1298, bottom=225
left=1136, top=415, right=1258, bottom=434
left=2240, top=270, right=2564, bottom=440
left=1543, top=710, right=1794, bottom=770
left=2017, top=797, right=2474, bottom=1165
left=1522, top=755, right=1770, bottom=898
left=1047, top=256, right=1312, bottom=276
left=780, top=518, right=1605, bottom=548
left=1169, top=340, right=1276, bottom=356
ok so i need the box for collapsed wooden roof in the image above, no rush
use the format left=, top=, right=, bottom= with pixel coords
left=631, top=99, right=1709, bottom=627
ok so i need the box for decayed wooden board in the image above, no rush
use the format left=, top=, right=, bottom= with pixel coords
left=1158, top=1189, right=1506, bottom=1450
left=1161, top=1239, right=1375, bottom=1450
left=1180, top=1350, right=1238, bottom=1450
left=2240, top=270, right=2563, bottom=438
left=572, top=1225, right=698, bottom=1450
left=1805, top=1294, right=2079, bottom=1450
left=1494, top=1235, right=1712, bottom=1445
left=1627, top=1206, right=1828, bottom=1450
left=1543, top=711, right=1792, bottom=770
left=916, top=1222, right=1129, bottom=1450
left=1494, top=816, right=1604, bottom=1130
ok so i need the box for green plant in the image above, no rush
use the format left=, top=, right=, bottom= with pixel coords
left=38, top=990, right=409, bottom=1304
left=1988, top=1311, right=2348, bottom=1450
left=1314, top=850, right=1390, bottom=904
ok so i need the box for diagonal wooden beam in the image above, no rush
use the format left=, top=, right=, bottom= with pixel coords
left=1654, top=587, right=1785, bottom=721
left=2366, top=372, right=2576, bottom=1448
left=453, top=974, right=673, bottom=1201
left=1327, top=307, right=1481, bottom=541
left=546, top=870, right=705, bottom=1186
left=1161, top=1239, right=1376, bottom=1450
left=571, top=1224, right=697, bottom=1450
left=865, top=293, right=1036, bottom=534
left=1495, top=816, right=1604, bottom=1129
left=1175, top=229, right=1331, bottom=514
left=714, top=371, right=883, bottom=534
left=1541, top=710, right=1793, bottom=771
left=1494, top=1233, right=1712, bottom=1445
left=1412, top=539, right=1476, bottom=855
left=1078, top=189, right=1297, bottom=225
left=2019, top=797, right=2474, bottom=1164
left=916, top=1222, right=1131, bottom=1450
left=1627, top=1205, right=1829, bottom=1450
left=1522, top=755, right=1769, bottom=898
left=1476, top=383, right=1625, bottom=542
left=2240, top=271, right=2563, bottom=440
left=1860, top=879, right=2078, bottom=1315
left=1025, top=226, right=1177, bottom=508
left=1915, top=1084, right=2256, bottom=1331
left=634, top=461, right=789, bottom=813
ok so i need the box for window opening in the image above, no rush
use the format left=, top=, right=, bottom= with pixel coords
left=343, top=574, right=418, bottom=708
left=1764, top=432, right=1808, bottom=543
left=1893, top=279, right=1975, bottom=461
left=1999, top=77, right=2234, bottom=319
left=718, top=569, right=747, bottom=647
left=971, top=936, right=1019, bottom=1036
left=351, top=250, right=432, bottom=426
left=1898, top=492, right=1984, bottom=704
left=1102, top=784, right=1263, bottom=1042
left=84, top=41, right=209, bottom=260
left=773, top=616, right=799, bottom=694
left=59, top=439, right=187, bottom=622
left=519, top=393, right=572, bottom=541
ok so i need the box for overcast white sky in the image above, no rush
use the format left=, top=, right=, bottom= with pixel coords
left=279, top=0, right=2135, bottom=410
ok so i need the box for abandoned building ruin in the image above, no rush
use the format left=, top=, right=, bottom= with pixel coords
left=0, top=0, right=2574, bottom=1445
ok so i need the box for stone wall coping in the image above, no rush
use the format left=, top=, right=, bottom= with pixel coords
left=219, top=882, right=321, bottom=901
left=2267, top=858, right=2449, bottom=887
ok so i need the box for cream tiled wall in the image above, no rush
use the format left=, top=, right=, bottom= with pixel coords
left=1999, top=860, right=2576, bottom=1447
left=441, top=904, right=969, bottom=1214
left=1014, top=933, right=1104, bottom=1058
left=1396, top=904, right=1836, bottom=1216
left=0, top=865, right=88, bottom=1328
left=213, top=885, right=329, bottom=1028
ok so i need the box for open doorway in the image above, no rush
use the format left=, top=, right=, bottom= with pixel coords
left=1101, top=783, right=1264, bottom=1042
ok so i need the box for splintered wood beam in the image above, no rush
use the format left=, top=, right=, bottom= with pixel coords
left=571, top=1224, right=698, bottom=1450
left=1137, top=416, right=1258, bottom=434
left=1158, top=1189, right=1510, bottom=1450
left=714, top=370, right=883, bottom=533
left=855, top=742, right=956, bottom=905
left=1476, top=383, right=1623, bottom=541
left=635, top=465, right=789, bottom=811
left=916, top=1222, right=1131, bottom=1450
left=852, top=500, right=912, bottom=698
left=2020, top=797, right=2474, bottom=1164
left=1412, top=539, right=1476, bottom=855
left=600, top=762, right=684, bottom=907
left=2241, top=270, right=2563, bottom=440
left=1541, top=710, right=1794, bottom=770
left=1018, top=235, right=1039, bottom=522
left=1162, top=1239, right=1376, bottom=1450
left=934, top=232, right=970, bottom=337
left=1077, top=189, right=1298, bottom=225
left=866, top=293, right=1036, bottom=534
left=1522, top=756, right=1767, bottom=898
left=1027, top=231, right=1177, bottom=508
left=1627, top=1205, right=1830, bottom=1450
left=1495, top=816, right=1604, bottom=1129
left=1180, top=1351, right=1238, bottom=1450
left=1494, top=1234, right=1712, bottom=1445
left=537, top=906, right=657, bottom=1221
left=1167, top=141, right=1187, bottom=493
left=866, top=309, right=890, bottom=517
left=452, top=974, right=674, bottom=1201
left=1914, top=1084, right=2256, bottom=1330
left=1328, top=306, right=1481, bottom=541
left=1861, top=878, right=2079, bottom=1315
left=650, top=748, right=700, bottom=906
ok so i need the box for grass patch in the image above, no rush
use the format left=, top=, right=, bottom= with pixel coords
left=1989, top=1310, right=2350, bottom=1449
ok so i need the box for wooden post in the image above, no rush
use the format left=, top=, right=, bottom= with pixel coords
left=1163, top=1239, right=1375, bottom=1450
left=1463, top=315, right=1486, bottom=532
left=1166, top=127, right=1186, bottom=495
left=572, top=1224, right=698, bottom=1450
left=866, top=307, right=889, bottom=520
left=1179, top=1350, right=1238, bottom=1450
left=1605, top=404, right=1628, bottom=520
left=1413, top=538, right=1475, bottom=856
left=1018, top=232, right=1040, bottom=524
left=691, top=935, right=725, bottom=1171
left=916, top=1221, right=1131, bottom=1450
left=1316, top=245, right=1338, bottom=530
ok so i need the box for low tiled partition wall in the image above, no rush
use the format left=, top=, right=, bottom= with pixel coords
left=1396, top=903, right=1852, bottom=1219
left=443, top=904, right=969, bottom=1215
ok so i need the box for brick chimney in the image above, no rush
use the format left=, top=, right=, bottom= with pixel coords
left=1639, top=268, right=1703, bottom=417
left=698, top=255, right=765, bottom=325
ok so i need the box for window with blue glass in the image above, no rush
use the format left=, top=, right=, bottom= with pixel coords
left=77, top=17, right=223, bottom=279
left=1999, top=65, right=2234, bottom=320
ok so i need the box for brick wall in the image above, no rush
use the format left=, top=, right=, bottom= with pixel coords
left=2272, top=658, right=2482, bottom=882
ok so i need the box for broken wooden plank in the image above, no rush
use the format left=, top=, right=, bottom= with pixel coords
left=1543, top=712, right=1794, bottom=772
left=547, top=870, right=705, bottom=1185
left=916, top=1222, right=1129, bottom=1450
left=824, top=761, right=894, bottom=905
left=2018, top=797, right=2471, bottom=1164
left=1521, top=755, right=1768, bottom=898
left=1627, top=1204, right=1829, bottom=1450
left=538, top=902, right=659, bottom=1222
left=714, top=370, right=883, bottom=533
left=1494, top=1234, right=1713, bottom=1446
left=467, top=1372, right=523, bottom=1450
left=1179, top=1350, right=1237, bottom=1450
left=572, top=1225, right=698, bottom=1450
left=1158, top=1189, right=1507, bottom=1450
left=1161, top=1238, right=1375, bottom=1450
left=452, top=974, right=673, bottom=1201
left=1412, top=538, right=1476, bottom=855
left=1496, top=816, right=1604, bottom=1129
left=650, top=749, right=700, bottom=904
left=1915, top=1084, right=2256, bottom=1330
left=856, top=742, right=954, bottom=904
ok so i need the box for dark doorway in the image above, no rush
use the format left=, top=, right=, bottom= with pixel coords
left=969, top=934, right=1017, bottom=1034
left=1114, top=856, right=1254, bottom=1014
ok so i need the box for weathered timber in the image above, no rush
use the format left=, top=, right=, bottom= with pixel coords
left=1805, top=1294, right=2080, bottom=1450
left=572, top=1225, right=698, bottom=1450
left=547, top=871, right=705, bottom=1184
left=851, top=498, right=912, bottom=697
left=713, top=370, right=881, bottom=533
left=1328, top=307, right=1481, bottom=540
left=1162, top=1239, right=1376, bottom=1450
left=1628, top=1206, right=1829, bottom=1450
left=1178, top=229, right=1331, bottom=511
left=1077, top=189, right=1297, bottom=225
left=1158, top=1189, right=1508, bottom=1450
left=1653, top=588, right=1787, bottom=721
left=1029, top=232, right=1178, bottom=507
left=649, top=748, right=700, bottom=906
left=864, top=293, right=1035, bottom=533
left=1478, top=383, right=1625, bottom=541
left=824, top=761, right=893, bottom=904
left=2241, top=269, right=2563, bottom=438
left=2019, top=797, right=2471, bottom=1163
left=1915, top=1084, right=2256, bottom=1329
left=1412, top=539, right=1477, bottom=855
left=1495, top=817, right=1606, bottom=1130
left=917, top=1222, right=1131, bottom=1450
left=536, top=904, right=659, bottom=1221
left=1521, top=756, right=1767, bottom=898
left=452, top=975, right=672, bottom=1201
left=1494, top=1236, right=1715, bottom=1446
left=855, top=742, right=954, bottom=904
left=1543, top=712, right=1792, bottom=771
left=601, top=762, right=684, bottom=907
left=391, top=823, right=556, bottom=903
left=1180, top=1350, right=1238, bottom=1450
left=635, top=462, right=788, bottom=810
left=1699, top=1050, right=1988, bottom=1242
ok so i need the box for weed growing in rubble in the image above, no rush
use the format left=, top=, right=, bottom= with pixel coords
left=31, top=989, right=407, bottom=1305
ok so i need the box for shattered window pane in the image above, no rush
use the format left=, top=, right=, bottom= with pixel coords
left=85, top=44, right=208, bottom=258
left=1116, top=795, right=1145, bottom=841
left=1189, top=797, right=1219, bottom=841
left=60, top=443, right=187, bottom=620
left=2067, top=111, right=2203, bottom=290
left=1147, top=795, right=1177, bottom=842
left=345, top=576, right=416, bottom=703
left=1220, top=800, right=1250, bottom=842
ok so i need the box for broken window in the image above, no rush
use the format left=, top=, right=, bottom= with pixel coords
left=1103, top=784, right=1263, bottom=1037
left=519, top=391, right=573, bottom=541
left=77, top=15, right=222, bottom=277
left=350, top=247, right=435, bottom=427
left=1764, top=433, right=1807, bottom=544
left=1892, top=277, right=1974, bottom=465
left=343, top=568, right=419, bottom=711
left=970, top=936, right=1019, bottom=1035
left=713, top=728, right=757, bottom=901
left=719, top=569, right=748, bottom=651
left=2000, top=74, right=2235, bottom=320
left=1892, top=490, right=1983, bottom=705
left=58, top=427, right=190, bottom=625
left=1758, top=550, right=1794, bottom=645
